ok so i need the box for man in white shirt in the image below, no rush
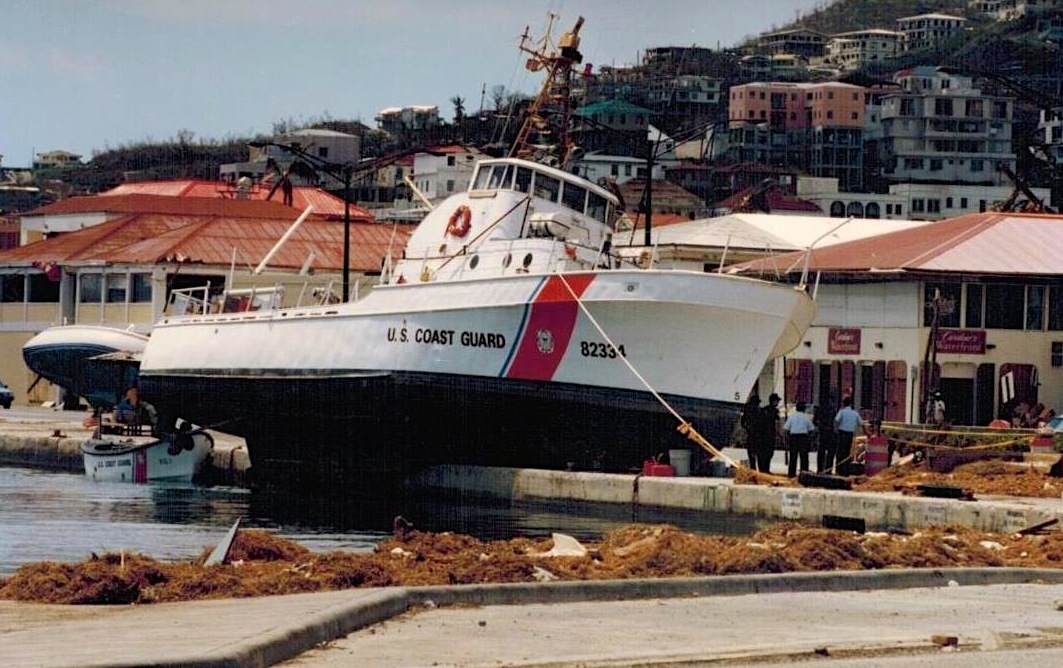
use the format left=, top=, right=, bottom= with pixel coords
left=783, top=400, right=815, bottom=477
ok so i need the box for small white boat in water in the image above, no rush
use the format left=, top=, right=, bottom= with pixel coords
left=82, top=427, right=213, bottom=483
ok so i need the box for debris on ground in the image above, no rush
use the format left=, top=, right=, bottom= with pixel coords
left=4, top=522, right=1063, bottom=605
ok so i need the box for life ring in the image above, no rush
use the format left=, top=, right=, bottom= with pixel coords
left=446, top=205, right=472, bottom=237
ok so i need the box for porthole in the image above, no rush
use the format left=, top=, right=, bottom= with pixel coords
left=502, top=253, right=512, bottom=268
left=523, top=253, right=533, bottom=268
left=469, top=254, right=480, bottom=269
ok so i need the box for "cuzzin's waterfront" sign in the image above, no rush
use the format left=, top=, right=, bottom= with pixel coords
left=828, top=327, right=861, bottom=354
left=935, top=328, right=986, bottom=354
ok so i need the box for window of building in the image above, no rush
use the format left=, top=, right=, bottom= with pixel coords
left=105, top=274, right=127, bottom=303
left=896, top=204, right=902, bottom=215
left=851, top=111, right=859, bottom=120
left=924, top=282, right=961, bottom=327
left=912, top=198, right=925, bottom=212
left=79, top=274, right=102, bottom=303
left=934, top=98, right=953, bottom=116
left=1027, top=284, right=1046, bottom=330
left=984, top=283, right=1026, bottom=329
left=28, top=274, right=59, bottom=303
left=624, top=164, right=632, bottom=176
left=1050, top=285, right=1063, bottom=331
left=927, top=199, right=941, bottom=213
left=132, top=273, right=152, bottom=303
left=1, top=274, right=25, bottom=303
left=826, top=110, right=834, bottom=119
left=965, top=283, right=984, bottom=328
left=930, top=159, right=943, bottom=171
left=960, top=197, right=968, bottom=208
left=946, top=197, right=953, bottom=208
left=447, top=156, right=456, bottom=166
left=971, top=159, right=984, bottom=171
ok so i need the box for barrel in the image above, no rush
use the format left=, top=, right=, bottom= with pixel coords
left=864, top=435, right=890, bottom=476
left=668, top=449, right=691, bottom=477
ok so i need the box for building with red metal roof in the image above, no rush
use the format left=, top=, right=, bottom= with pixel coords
left=95, top=178, right=368, bottom=220
left=728, top=211, right=1063, bottom=430
left=0, top=190, right=410, bottom=405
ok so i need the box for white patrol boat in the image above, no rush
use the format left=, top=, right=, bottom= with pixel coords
left=136, top=16, right=816, bottom=485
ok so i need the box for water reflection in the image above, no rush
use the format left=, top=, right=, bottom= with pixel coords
left=0, top=466, right=767, bottom=575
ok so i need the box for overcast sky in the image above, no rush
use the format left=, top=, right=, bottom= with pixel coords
left=1, top=0, right=826, bottom=166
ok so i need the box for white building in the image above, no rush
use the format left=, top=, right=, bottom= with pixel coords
left=410, top=146, right=484, bottom=203
left=824, top=29, right=903, bottom=71
left=896, top=13, right=967, bottom=51
left=877, top=66, right=1015, bottom=186
left=796, top=176, right=1048, bottom=221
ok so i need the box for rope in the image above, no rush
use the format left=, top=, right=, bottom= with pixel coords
left=556, top=274, right=789, bottom=485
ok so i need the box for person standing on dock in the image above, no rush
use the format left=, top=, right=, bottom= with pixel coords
left=783, top=401, right=815, bottom=477
left=740, top=393, right=761, bottom=471
left=750, top=393, right=782, bottom=474
left=814, top=402, right=837, bottom=474
left=833, top=396, right=862, bottom=476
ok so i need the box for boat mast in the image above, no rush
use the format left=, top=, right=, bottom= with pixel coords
left=510, top=15, right=584, bottom=170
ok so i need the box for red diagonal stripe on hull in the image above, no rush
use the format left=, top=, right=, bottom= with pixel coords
left=505, top=274, right=594, bottom=381
left=134, top=449, right=147, bottom=483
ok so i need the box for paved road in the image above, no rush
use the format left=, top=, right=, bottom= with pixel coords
left=278, top=583, right=1063, bottom=667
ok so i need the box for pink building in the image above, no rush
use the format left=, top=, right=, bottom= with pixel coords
left=728, top=82, right=866, bottom=130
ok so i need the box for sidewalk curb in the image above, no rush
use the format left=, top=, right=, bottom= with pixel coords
left=142, top=568, right=1063, bottom=668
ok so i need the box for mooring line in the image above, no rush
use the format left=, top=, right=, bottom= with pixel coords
left=556, top=274, right=783, bottom=481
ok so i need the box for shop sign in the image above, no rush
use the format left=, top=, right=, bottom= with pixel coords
left=935, top=328, right=986, bottom=354
left=828, top=327, right=861, bottom=355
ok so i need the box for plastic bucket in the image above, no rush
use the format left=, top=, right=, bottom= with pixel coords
left=668, top=449, right=691, bottom=477
left=864, top=435, right=889, bottom=476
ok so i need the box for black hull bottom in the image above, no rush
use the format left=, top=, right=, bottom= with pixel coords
left=139, top=372, right=740, bottom=488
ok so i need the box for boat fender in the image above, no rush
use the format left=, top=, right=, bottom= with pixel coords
left=446, top=204, right=472, bottom=237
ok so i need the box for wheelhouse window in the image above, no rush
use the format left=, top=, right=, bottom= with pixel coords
left=79, top=274, right=102, bottom=303
left=514, top=167, right=532, bottom=193
left=533, top=174, right=560, bottom=202
left=487, top=164, right=514, bottom=189
left=561, top=182, right=587, bottom=214
left=587, top=192, right=609, bottom=224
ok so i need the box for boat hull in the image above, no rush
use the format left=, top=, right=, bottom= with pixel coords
left=22, top=325, right=149, bottom=408
left=81, top=431, right=213, bottom=483
left=138, top=270, right=815, bottom=481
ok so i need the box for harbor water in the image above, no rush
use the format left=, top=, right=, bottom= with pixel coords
left=0, top=465, right=767, bottom=576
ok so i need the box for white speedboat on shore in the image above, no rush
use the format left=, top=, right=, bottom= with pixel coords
left=82, top=426, right=213, bottom=483
left=22, top=324, right=148, bottom=408
left=136, top=16, right=816, bottom=484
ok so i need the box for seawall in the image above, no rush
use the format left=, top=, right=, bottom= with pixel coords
left=407, top=465, right=1063, bottom=534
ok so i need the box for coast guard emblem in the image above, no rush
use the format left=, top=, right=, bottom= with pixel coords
left=536, top=329, right=555, bottom=354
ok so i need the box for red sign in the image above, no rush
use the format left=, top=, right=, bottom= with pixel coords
left=935, top=328, right=986, bottom=355
left=828, top=327, right=861, bottom=355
